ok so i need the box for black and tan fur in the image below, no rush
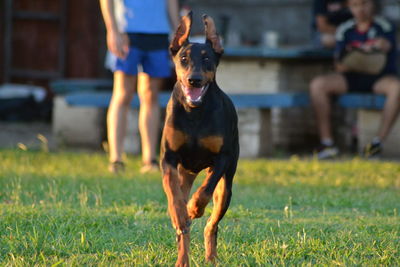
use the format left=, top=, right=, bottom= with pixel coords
left=160, top=12, right=239, bottom=267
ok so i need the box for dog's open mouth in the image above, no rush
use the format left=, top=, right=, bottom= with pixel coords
left=183, top=84, right=209, bottom=104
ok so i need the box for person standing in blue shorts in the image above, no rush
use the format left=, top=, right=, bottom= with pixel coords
left=309, top=0, right=400, bottom=159
left=100, top=0, right=179, bottom=173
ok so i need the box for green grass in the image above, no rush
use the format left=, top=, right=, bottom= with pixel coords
left=0, top=149, right=399, bottom=266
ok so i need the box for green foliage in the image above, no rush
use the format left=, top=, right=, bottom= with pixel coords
left=0, top=150, right=399, bottom=266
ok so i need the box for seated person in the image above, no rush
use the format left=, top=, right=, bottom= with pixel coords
left=312, top=0, right=353, bottom=48
left=309, top=0, right=400, bottom=159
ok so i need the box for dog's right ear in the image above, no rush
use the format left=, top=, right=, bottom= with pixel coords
left=170, top=11, right=192, bottom=56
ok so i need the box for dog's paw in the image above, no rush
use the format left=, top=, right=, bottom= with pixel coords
left=187, top=199, right=205, bottom=219
left=175, top=260, right=189, bottom=267
left=205, top=253, right=217, bottom=264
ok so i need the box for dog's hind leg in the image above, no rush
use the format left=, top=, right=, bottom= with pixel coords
left=187, top=156, right=227, bottom=220
left=204, top=169, right=234, bottom=262
left=162, top=163, right=192, bottom=267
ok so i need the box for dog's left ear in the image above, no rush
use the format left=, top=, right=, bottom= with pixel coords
left=170, top=11, right=193, bottom=56
left=202, top=14, right=224, bottom=55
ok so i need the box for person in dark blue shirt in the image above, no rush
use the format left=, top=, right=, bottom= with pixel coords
left=309, top=0, right=400, bottom=159
left=312, top=0, right=352, bottom=48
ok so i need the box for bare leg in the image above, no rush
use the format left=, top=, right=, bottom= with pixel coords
left=137, top=72, right=163, bottom=165
left=373, top=75, right=400, bottom=141
left=107, top=71, right=137, bottom=163
left=309, top=73, right=348, bottom=141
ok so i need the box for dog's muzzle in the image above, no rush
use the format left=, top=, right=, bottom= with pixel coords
left=182, top=84, right=209, bottom=105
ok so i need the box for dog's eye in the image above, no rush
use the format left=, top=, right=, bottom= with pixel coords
left=203, top=56, right=209, bottom=62
left=181, top=56, right=188, bottom=64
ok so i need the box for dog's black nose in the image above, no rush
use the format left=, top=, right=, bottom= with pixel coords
left=188, top=77, right=202, bottom=87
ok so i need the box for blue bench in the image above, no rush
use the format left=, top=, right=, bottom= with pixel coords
left=51, top=79, right=387, bottom=110
left=52, top=79, right=397, bottom=157
left=64, top=91, right=387, bottom=110
left=51, top=79, right=113, bottom=95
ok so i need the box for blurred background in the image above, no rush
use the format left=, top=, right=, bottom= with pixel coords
left=0, top=0, right=399, bottom=155
left=1, top=0, right=399, bottom=96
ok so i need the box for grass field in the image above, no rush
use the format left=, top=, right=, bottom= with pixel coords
left=0, top=149, right=399, bottom=266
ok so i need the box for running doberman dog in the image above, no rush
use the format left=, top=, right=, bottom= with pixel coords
left=160, top=12, right=239, bottom=266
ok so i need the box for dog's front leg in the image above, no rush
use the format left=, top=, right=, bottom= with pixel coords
left=162, top=163, right=191, bottom=267
left=187, top=156, right=227, bottom=220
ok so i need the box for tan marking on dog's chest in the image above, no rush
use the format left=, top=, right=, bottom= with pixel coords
left=165, top=125, right=188, bottom=151
left=199, top=136, right=224, bottom=153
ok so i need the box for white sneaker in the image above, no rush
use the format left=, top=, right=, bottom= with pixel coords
left=316, top=145, right=339, bottom=159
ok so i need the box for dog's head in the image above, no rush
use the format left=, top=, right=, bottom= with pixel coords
left=170, top=12, right=224, bottom=107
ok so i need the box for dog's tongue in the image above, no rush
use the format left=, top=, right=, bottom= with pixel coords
left=186, top=87, right=203, bottom=101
